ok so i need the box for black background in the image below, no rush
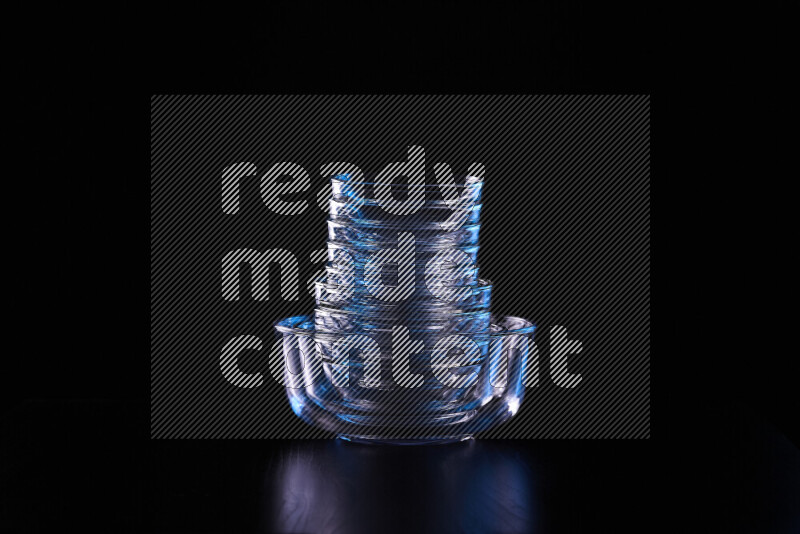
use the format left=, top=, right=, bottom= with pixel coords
left=4, top=3, right=800, bottom=533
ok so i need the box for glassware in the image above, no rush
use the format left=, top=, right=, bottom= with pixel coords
left=274, top=315, right=535, bottom=443
left=274, top=173, right=536, bottom=443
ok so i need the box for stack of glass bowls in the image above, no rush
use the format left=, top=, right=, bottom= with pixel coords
left=275, top=173, right=536, bottom=443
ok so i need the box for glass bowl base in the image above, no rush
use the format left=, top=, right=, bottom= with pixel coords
left=337, top=434, right=473, bottom=446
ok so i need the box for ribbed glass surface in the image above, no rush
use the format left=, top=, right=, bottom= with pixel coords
left=275, top=174, right=535, bottom=443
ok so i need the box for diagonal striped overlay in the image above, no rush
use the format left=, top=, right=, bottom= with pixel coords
left=151, top=95, right=650, bottom=439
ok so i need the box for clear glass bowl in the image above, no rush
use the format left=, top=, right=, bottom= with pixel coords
left=274, top=315, right=536, bottom=444
left=273, top=173, right=534, bottom=444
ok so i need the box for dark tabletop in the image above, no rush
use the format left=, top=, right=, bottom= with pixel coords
left=2, top=400, right=798, bottom=533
